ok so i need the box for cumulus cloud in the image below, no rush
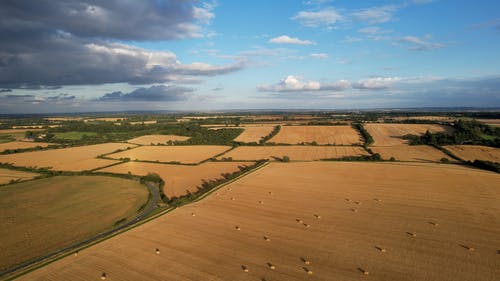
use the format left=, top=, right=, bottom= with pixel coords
left=291, top=7, right=342, bottom=28
left=98, top=85, right=194, bottom=102
left=400, top=36, right=444, bottom=51
left=269, top=35, right=315, bottom=45
left=0, top=0, right=244, bottom=89
left=257, top=75, right=349, bottom=92
left=309, top=53, right=329, bottom=59
left=352, top=5, right=398, bottom=24
left=352, top=77, right=402, bottom=90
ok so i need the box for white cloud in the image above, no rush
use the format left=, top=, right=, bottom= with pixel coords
left=352, top=5, right=398, bottom=24
left=342, top=36, right=363, bottom=43
left=309, top=53, right=329, bottom=59
left=258, top=75, right=349, bottom=92
left=269, top=35, right=315, bottom=45
left=291, top=7, right=342, bottom=28
left=400, top=36, right=444, bottom=51
left=352, top=77, right=402, bottom=90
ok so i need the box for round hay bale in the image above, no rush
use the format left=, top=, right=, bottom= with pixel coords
left=268, top=263, right=275, bottom=270
left=235, top=226, right=241, bottom=231
left=303, top=223, right=310, bottom=228
left=101, top=273, right=107, bottom=280
left=264, top=236, right=271, bottom=242
left=314, top=214, right=321, bottom=219
left=242, top=265, right=249, bottom=272
left=191, top=212, right=196, bottom=217
left=74, top=251, right=78, bottom=257
left=259, top=200, right=264, bottom=204
left=156, top=248, right=160, bottom=254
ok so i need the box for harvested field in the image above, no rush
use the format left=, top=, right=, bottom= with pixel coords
left=0, top=143, right=134, bottom=171
left=126, top=135, right=190, bottom=145
left=444, top=145, right=500, bottom=162
left=365, top=123, right=453, bottom=146
left=477, top=119, right=500, bottom=127
left=218, top=146, right=369, bottom=161
left=0, top=141, right=50, bottom=152
left=19, top=162, right=500, bottom=281
left=268, top=125, right=362, bottom=145
left=0, top=168, right=38, bottom=184
left=107, top=145, right=231, bottom=164
left=99, top=161, right=252, bottom=198
left=0, top=176, right=148, bottom=272
left=234, top=126, right=275, bottom=143
left=371, top=145, right=453, bottom=162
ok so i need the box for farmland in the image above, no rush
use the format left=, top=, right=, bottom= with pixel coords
left=126, top=134, right=190, bottom=145
left=371, top=145, right=453, bottom=162
left=0, top=143, right=135, bottom=171
left=0, top=168, right=38, bottom=184
left=234, top=126, right=276, bottom=143
left=99, top=161, right=253, bottom=198
left=218, top=146, right=369, bottom=161
left=106, top=145, right=231, bottom=164
left=53, top=131, right=98, bottom=140
left=18, top=162, right=500, bottom=281
left=0, top=176, right=149, bottom=271
left=0, top=141, right=50, bottom=153
left=444, top=145, right=500, bottom=162
left=268, top=125, right=362, bottom=145
left=365, top=124, right=453, bottom=146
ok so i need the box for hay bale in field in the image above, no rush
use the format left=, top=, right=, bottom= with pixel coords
left=345, top=198, right=351, bottom=202
left=235, top=226, right=241, bottom=231
left=358, top=268, right=370, bottom=275
left=230, top=197, right=235, bottom=201
left=241, top=265, right=249, bottom=272
left=101, top=272, right=107, bottom=280
left=300, top=257, right=311, bottom=265
left=259, top=200, right=264, bottom=204
left=375, top=246, right=386, bottom=252
left=296, top=218, right=303, bottom=223
left=303, top=267, right=313, bottom=274
left=351, top=208, right=357, bottom=212
left=74, top=251, right=78, bottom=257
left=156, top=248, right=160, bottom=254
left=429, top=221, right=439, bottom=226
left=406, top=232, right=417, bottom=237
left=303, top=223, right=310, bottom=228
left=374, top=198, right=382, bottom=202
left=460, top=245, right=475, bottom=251
left=314, top=214, right=321, bottom=219
left=268, top=191, right=273, bottom=195
left=191, top=212, right=196, bottom=217
left=267, top=262, right=276, bottom=270
left=355, top=201, right=361, bottom=205
left=264, top=236, right=271, bottom=242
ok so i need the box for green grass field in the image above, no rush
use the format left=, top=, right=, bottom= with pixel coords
left=53, top=131, right=98, bottom=140
left=0, top=175, right=149, bottom=271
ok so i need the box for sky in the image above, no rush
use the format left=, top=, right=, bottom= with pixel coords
left=0, top=0, right=499, bottom=113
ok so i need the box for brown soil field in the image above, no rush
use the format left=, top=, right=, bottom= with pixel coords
left=19, top=162, right=500, bottom=281
left=444, top=145, right=500, bottom=162
left=126, top=135, right=190, bottom=145
left=0, top=168, right=38, bottom=184
left=234, top=126, right=275, bottom=143
left=0, top=143, right=134, bottom=171
left=268, top=125, right=362, bottom=145
left=99, top=161, right=252, bottom=198
left=0, top=141, right=50, bottom=152
left=218, top=146, right=369, bottom=161
left=365, top=123, right=453, bottom=146
left=371, top=145, right=453, bottom=162
left=107, top=145, right=231, bottom=164
left=0, top=176, right=148, bottom=271
left=477, top=119, right=500, bottom=127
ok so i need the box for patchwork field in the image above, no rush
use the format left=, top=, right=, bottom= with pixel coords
left=126, top=135, right=190, bottom=145
left=444, top=145, right=500, bottom=162
left=234, top=126, right=276, bottom=143
left=107, top=145, right=231, bottom=164
left=0, top=176, right=149, bottom=271
left=0, top=168, right=39, bottom=185
left=268, top=125, right=362, bottom=145
left=371, top=145, right=453, bottom=162
left=0, top=141, right=50, bottom=153
left=218, top=146, right=369, bottom=161
left=99, top=161, right=253, bottom=198
left=19, top=162, right=500, bottom=281
left=365, top=124, right=453, bottom=146
left=0, top=143, right=134, bottom=171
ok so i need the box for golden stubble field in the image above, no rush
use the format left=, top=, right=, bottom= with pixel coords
left=371, top=145, right=454, bottom=162
left=0, top=168, right=38, bottom=184
left=444, top=145, right=500, bottom=162
left=18, top=162, right=500, bottom=281
left=107, top=145, right=231, bottom=164
left=268, top=125, right=362, bottom=145
left=365, top=123, right=453, bottom=146
left=126, top=134, right=190, bottom=145
left=0, top=141, right=50, bottom=153
left=218, top=146, right=369, bottom=161
left=0, top=176, right=148, bottom=271
left=99, top=161, right=253, bottom=198
left=234, top=126, right=275, bottom=143
left=0, top=143, right=135, bottom=171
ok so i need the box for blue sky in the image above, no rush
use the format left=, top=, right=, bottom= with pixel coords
left=0, top=0, right=499, bottom=113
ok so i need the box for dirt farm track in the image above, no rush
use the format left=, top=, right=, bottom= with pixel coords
left=16, top=162, right=500, bottom=281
